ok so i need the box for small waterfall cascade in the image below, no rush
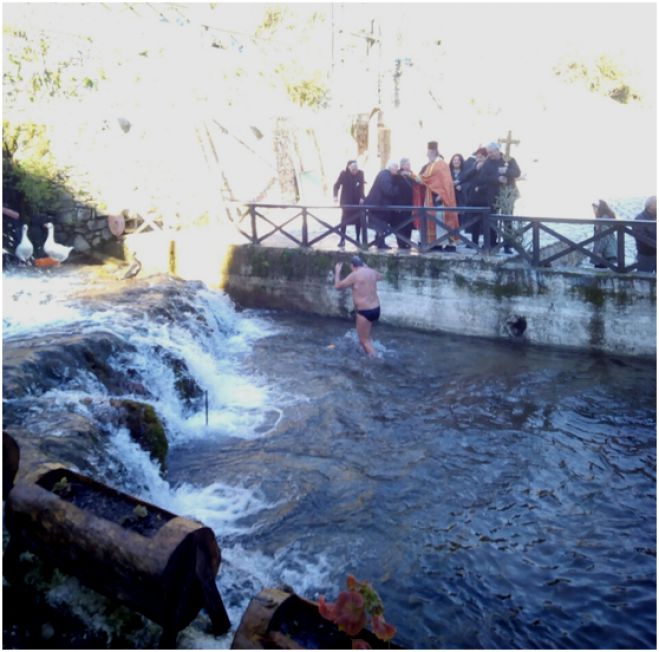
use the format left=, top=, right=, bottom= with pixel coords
left=2, top=267, right=331, bottom=647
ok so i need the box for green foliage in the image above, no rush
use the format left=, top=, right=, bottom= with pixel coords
left=253, top=6, right=329, bottom=108
left=553, top=53, right=641, bottom=104
left=52, top=476, right=72, bottom=497
left=256, top=7, right=285, bottom=37
left=494, top=185, right=519, bottom=215
left=3, top=27, right=102, bottom=105
left=3, top=120, right=61, bottom=216
left=318, top=575, right=396, bottom=646
left=285, top=72, right=329, bottom=109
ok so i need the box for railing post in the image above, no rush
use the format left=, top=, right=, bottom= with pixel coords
left=249, top=204, right=258, bottom=244
left=301, top=207, right=309, bottom=247
left=419, top=207, right=428, bottom=250
left=483, top=210, right=491, bottom=254
left=360, top=208, right=368, bottom=249
left=532, top=221, right=540, bottom=266
left=617, top=222, right=625, bottom=271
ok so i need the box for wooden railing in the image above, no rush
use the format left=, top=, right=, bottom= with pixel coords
left=227, top=202, right=655, bottom=273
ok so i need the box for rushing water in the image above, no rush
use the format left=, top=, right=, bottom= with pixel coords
left=2, top=266, right=656, bottom=649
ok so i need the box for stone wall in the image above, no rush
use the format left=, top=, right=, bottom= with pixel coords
left=221, top=245, right=656, bottom=358
left=53, top=203, right=116, bottom=255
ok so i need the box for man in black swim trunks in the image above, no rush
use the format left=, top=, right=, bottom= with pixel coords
left=334, top=255, right=383, bottom=357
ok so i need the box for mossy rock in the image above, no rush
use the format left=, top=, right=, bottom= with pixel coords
left=110, top=400, right=168, bottom=471
left=157, top=349, right=204, bottom=410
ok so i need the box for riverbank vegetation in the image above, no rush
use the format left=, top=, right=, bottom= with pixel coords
left=3, top=3, right=655, bottom=224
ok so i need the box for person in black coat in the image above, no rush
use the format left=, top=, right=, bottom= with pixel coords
left=392, top=157, right=416, bottom=249
left=364, top=160, right=399, bottom=249
left=459, top=147, right=496, bottom=245
left=449, top=153, right=469, bottom=228
left=633, top=195, right=656, bottom=272
left=333, top=160, right=366, bottom=247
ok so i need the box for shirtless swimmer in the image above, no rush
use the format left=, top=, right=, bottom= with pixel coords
left=334, top=255, right=383, bottom=357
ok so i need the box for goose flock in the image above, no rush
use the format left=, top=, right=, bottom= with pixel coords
left=7, top=222, right=74, bottom=266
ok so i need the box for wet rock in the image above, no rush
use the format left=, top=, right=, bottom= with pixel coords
left=3, top=407, right=107, bottom=479
left=158, top=348, right=204, bottom=411
left=40, top=622, right=55, bottom=640
left=73, top=234, right=91, bottom=252
left=2, top=331, right=135, bottom=398
left=109, top=399, right=168, bottom=470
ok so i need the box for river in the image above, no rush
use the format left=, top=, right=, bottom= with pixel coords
left=2, top=265, right=656, bottom=649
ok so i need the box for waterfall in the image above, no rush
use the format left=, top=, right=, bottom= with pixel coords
left=2, top=267, right=330, bottom=647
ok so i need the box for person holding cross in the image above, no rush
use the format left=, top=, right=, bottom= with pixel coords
left=486, top=141, right=521, bottom=253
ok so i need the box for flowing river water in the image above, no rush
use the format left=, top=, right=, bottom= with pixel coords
left=2, top=264, right=656, bottom=649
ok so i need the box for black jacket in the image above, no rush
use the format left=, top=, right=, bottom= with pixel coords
left=394, top=174, right=414, bottom=207
left=460, top=160, right=498, bottom=208
left=500, top=156, right=521, bottom=193
left=365, top=169, right=398, bottom=208
left=333, top=170, right=365, bottom=206
left=633, top=209, right=657, bottom=255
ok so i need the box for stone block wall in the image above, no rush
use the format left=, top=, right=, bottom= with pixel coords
left=222, top=245, right=656, bottom=358
left=24, top=193, right=124, bottom=260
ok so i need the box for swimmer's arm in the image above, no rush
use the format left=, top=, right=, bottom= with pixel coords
left=334, top=263, right=355, bottom=289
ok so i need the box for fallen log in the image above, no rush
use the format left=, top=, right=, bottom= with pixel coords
left=4, top=463, right=230, bottom=647
left=232, top=587, right=400, bottom=649
left=3, top=431, right=20, bottom=500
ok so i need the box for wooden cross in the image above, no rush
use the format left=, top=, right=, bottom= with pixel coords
left=498, top=130, right=520, bottom=161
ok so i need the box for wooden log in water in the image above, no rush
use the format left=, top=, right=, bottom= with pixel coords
left=232, top=587, right=399, bottom=649
left=4, top=463, right=230, bottom=646
left=3, top=431, right=20, bottom=500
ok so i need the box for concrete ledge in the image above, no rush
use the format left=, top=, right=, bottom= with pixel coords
left=222, top=245, right=656, bottom=358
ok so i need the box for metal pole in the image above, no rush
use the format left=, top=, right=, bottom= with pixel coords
left=249, top=204, right=257, bottom=244
left=483, top=210, right=491, bottom=254
left=617, top=223, right=625, bottom=272
left=419, top=207, right=428, bottom=250
left=532, top=221, right=540, bottom=266
left=301, top=207, right=309, bottom=247
left=205, top=391, right=209, bottom=427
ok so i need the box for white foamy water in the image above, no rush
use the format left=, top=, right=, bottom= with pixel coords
left=2, top=271, right=92, bottom=338
left=101, top=428, right=271, bottom=537
left=93, top=428, right=334, bottom=650
left=3, top=268, right=332, bottom=648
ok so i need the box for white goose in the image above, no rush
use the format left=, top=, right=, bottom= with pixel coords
left=15, top=224, right=34, bottom=263
left=44, top=222, right=74, bottom=263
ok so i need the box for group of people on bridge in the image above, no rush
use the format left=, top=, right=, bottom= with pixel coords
left=333, top=140, right=521, bottom=253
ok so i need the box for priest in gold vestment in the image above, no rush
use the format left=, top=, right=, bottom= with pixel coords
left=413, top=141, right=459, bottom=249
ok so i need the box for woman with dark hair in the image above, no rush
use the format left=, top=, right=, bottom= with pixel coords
left=333, top=160, right=366, bottom=248
left=592, top=199, right=617, bottom=268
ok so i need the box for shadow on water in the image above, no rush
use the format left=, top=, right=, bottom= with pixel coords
left=168, top=310, right=656, bottom=649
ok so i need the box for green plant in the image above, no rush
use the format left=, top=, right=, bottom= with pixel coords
left=495, top=185, right=528, bottom=252
left=3, top=29, right=102, bottom=104
left=285, top=72, right=329, bottom=109
left=3, top=120, right=61, bottom=215
left=494, top=184, right=519, bottom=215
left=318, top=575, right=396, bottom=649
left=552, top=53, right=641, bottom=104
